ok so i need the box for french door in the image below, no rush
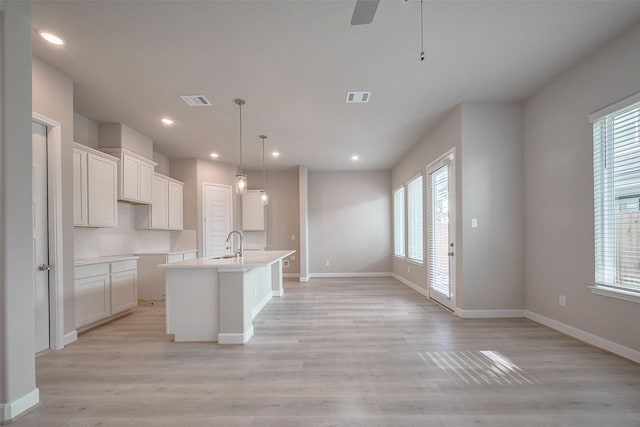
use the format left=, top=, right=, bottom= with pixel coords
left=427, top=150, right=456, bottom=311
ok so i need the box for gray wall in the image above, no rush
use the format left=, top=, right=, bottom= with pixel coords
left=153, top=151, right=170, bottom=176
left=73, top=112, right=98, bottom=148
left=0, top=0, right=36, bottom=410
left=32, top=57, right=75, bottom=334
left=523, top=23, right=640, bottom=351
left=246, top=169, right=300, bottom=274
left=460, top=103, right=524, bottom=311
left=392, top=107, right=462, bottom=291
left=308, top=171, right=392, bottom=274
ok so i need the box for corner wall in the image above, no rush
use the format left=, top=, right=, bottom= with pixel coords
left=523, top=23, right=640, bottom=352
left=308, top=170, right=392, bottom=275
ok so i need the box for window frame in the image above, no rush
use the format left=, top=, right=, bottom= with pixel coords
left=589, top=91, right=640, bottom=303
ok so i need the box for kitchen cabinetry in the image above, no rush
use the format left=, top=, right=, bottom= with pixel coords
left=101, top=148, right=156, bottom=204
left=74, top=257, right=138, bottom=331
left=136, top=173, right=184, bottom=230
left=241, top=191, right=265, bottom=231
left=73, top=143, right=118, bottom=227
left=136, top=251, right=197, bottom=300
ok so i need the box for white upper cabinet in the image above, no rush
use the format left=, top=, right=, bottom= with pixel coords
left=102, top=148, right=157, bottom=204
left=241, top=191, right=265, bottom=231
left=136, top=173, right=184, bottom=230
left=73, top=143, right=118, bottom=228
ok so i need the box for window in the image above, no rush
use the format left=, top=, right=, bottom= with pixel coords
left=591, top=94, right=640, bottom=300
left=407, top=175, right=423, bottom=263
left=393, top=187, right=405, bottom=257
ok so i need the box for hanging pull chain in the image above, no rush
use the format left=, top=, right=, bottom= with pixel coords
left=420, top=0, right=425, bottom=61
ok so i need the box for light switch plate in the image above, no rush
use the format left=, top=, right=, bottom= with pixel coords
left=471, top=218, right=478, bottom=228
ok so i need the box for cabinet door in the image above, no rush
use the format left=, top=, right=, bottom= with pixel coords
left=242, top=192, right=265, bottom=231
left=111, top=270, right=137, bottom=314
left=168, top=180, right=183, bottom=230
left=139, top=161, right=154, bottom=204
left=122, top=154, right=140, bottom=201
left=73, top=148, right=88, bottom=226
left=151, top=176, right=169, bottom=229
left=87, top=153, right=118, bottom=227
left=75, top=274, right=110, bottom=328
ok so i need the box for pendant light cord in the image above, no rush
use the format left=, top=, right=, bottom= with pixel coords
left=420, top=0, right=425, bottom=61
left=262, top=138, right=266, bottom=191
left=239, top=102, right=243, bottom=174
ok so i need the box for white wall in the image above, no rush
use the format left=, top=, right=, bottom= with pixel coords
left=523, top=23, right=640, bottom=351
left=0, top=0, right=37, bottom=418
left=392, top=107, right=462, bottom=291
left=308, top=171, right=391, bottom=275
left=74, top=204, right=171, bottom=258
left=460, top=103, right=524, bottom=311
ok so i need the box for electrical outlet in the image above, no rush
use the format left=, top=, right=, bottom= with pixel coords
left=325, top=260, right=330, bottom=267
left=291, top=234, right=296, bottom=241
left=471, top=218, right=478, bottom=228
left=283, top=260, right=290, bottom=267
left=290, top=255, right=295, bottom=261
left=559, top=295, right=566, bottom=307
left=407, top=266, right=411, bottom=272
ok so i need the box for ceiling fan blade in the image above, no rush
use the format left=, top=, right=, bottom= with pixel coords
left=351, top=0, right=380, bottom=25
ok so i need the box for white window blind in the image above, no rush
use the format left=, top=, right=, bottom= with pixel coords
left=429, top=165, right=450, bottom=297
left=592, top=98, right=640, bottom=294
left=407, top=175, right=423, bottom=263
left=393, top=187, right=405, bottom=257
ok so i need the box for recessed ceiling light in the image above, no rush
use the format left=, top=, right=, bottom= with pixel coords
left=271, top=151, right=280, bottom=158
left=161, top=117, right=174, bottom=125
left=210, top=152, right=219, bottom=159
left=351, top=155, right=360, bottom=161
left=39, top=31, right=65, bottom=46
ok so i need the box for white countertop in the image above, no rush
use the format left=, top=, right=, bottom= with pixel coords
left=159, top=250, right=295, bottom=269
left=74, top=255, right=139, bottom=266
left=135, top=250, right=198, bottom=255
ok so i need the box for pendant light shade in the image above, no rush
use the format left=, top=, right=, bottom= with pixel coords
left=259, top=135, right=268, bottom=205
left=235, top=98, right=247, bottom=194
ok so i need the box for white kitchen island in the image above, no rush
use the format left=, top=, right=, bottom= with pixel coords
left=159, top=250, right=295, bottom=344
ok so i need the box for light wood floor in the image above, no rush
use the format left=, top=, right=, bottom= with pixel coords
left=15, top=277, right=640, bottom=426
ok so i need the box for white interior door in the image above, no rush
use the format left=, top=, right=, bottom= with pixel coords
left=203, top=183, right=232, bottom=258
left=428, top=151, right=456, bottom=311
left=33, top=121, right=50, bottom=353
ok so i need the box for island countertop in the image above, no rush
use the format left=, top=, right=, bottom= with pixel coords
left=159, top=249, right=295, bottom=270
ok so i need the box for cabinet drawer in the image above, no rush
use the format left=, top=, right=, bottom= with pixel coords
left=167, top=254, right=183, bottom=264
left=75, top=263, right=110, bottom=280
left=111, top=259, right=137, bottom=273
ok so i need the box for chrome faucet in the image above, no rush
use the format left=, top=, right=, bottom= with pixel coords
left=226, top=230, right=244, bottom=258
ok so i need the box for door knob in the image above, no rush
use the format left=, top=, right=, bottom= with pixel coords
left=38, top=264, right=50, bottom=271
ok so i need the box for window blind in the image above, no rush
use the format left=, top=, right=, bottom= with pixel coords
left=429, top=165, right=450, bottom=297
left=393, top=187, right=405, bottom=257
left=592, top=99, right=640, bottom=293
left=407, top=175, right=423, bottom=263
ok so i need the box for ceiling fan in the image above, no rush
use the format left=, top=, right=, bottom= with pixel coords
left=350, top=0, right=380, bottom=25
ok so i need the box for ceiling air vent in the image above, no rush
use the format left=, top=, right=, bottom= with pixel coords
left=180, top=95, right=211, bottom=107
left=345, top=91, right=371, bottom=103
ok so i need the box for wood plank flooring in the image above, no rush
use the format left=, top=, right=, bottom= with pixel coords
left=14, top=277, right=640, bottom=426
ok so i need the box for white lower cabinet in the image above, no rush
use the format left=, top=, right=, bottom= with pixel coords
left=75, top=258, right=138, bottom=330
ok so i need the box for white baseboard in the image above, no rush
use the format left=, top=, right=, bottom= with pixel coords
left=391, top=273, right=429, bottom=297
left=218, top=326, right=254, bottom=344
left=299, top=276, right=309, bottom=282
left=456, top=309, right=525, bottom=318
left=525, top=310, right=640, bottom=364
left=283, top=273, right=299, bottom=278
left=64, top=330, right=78, bottom=346
left=309, top=272, right=392, bottom=279
left=251, top=292, right=273, bottom=319
left=0, top=388, right=39, bottom=423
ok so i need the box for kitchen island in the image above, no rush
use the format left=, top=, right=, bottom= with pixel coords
left=159, top=250, right=295, bottom=344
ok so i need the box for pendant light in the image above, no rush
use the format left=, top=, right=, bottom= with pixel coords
left=259, top=135, right=268, bottom=205
left=234, top=98, right=247, bottom=194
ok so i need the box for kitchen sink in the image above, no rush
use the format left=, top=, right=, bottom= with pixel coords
left=211, top=254, right=237, bottom=259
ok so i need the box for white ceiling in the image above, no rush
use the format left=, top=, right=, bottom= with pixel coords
left=31, top=1, right=640, bottom=171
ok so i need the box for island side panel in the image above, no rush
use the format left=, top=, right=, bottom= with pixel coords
left=165, top=268, right=219, bottom=342
left=218, top=270, right=247, bottom=343
left=271, top=259, right=283, bottom=296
